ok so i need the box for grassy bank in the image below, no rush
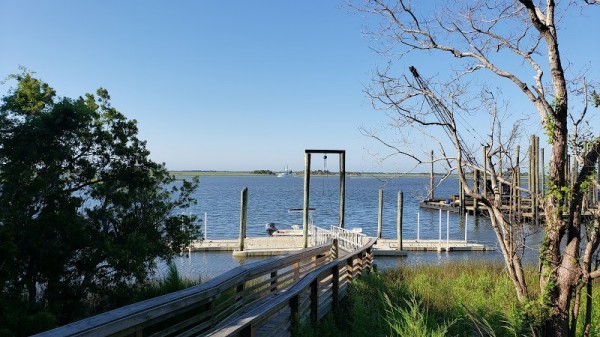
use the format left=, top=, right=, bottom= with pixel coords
left=303, top=262, right=599, bottom=337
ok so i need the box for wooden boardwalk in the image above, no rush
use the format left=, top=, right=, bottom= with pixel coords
left=36, top=222, right=495, bottom=337
left=38, top=236, right=376, bottom=337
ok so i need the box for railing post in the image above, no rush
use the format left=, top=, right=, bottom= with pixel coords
left=290, top=294, right=300, bottom=331
left=270, top=271, right=278, bottom=292
left=367, top=247, right=373, bottom=272
left=236, top=283, right=245, bottom=309
left=310, top=278, right=319, bottom=325
left=240, top=324, right=254, bottom=337
left=332, top=264, right=340, bottom=311
left=331, top=238, right=338, bottom=260
left=293, top=262, right=300, bottom=280
left=239, top=187, right=248, bottom=252
left=346, top=256, right=354, bottom=284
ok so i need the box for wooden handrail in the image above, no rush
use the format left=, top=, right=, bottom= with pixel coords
left=35, top=244, right=333, bottom=337
left=205, top=237, right=377, bottom=336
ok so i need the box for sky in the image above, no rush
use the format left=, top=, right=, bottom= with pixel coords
left=1, top=1, right=599, bottom=173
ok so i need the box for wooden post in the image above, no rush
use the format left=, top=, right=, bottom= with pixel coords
left=303, top=153, right=311, bottom=249
left=535, top=136, right=540, bottom=211
left=516, top=145, right=521, bottom=215
left=430, top=150, right=435, bottom=200
left=397, top=191, right=403, bottom=251
left=331, top=238, right=338, bottom=260
left=310, top=278, right=319, bottom=325
left=269, top=271, right=278, bottom=293
left=290, top=295, right=300, bottom=331
left=459, top=179, right=466, bottom=214
left=473, top=170, right=479, bottom=214
left=528, top=143, right=533, bottom=217
left=238, top=187, right=248, bottom=252
left=533, top=135, right=538, bottom=222
left=377, top=190, right=384, bottom=239
left=346, top=257, right=354, bottom=284
left=483, top=146, right=488, bottom=197
left=541, top=147, right=545, bottom=197
left=240, top=325, right=253, bottom=337
left=339, top=151, right=346, bottom=228
left=332, top=264, right=340, bottom=310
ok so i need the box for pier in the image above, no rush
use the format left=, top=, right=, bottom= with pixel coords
left=191, top=235, right=493, bottom=257
left=420, top=135, right=600, bottom=222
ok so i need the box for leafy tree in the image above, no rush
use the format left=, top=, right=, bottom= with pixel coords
left=0, top=70, right=200, bottom=334
left=353, top=1, right=600, bottom=336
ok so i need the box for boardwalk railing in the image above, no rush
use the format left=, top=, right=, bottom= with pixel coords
left=311, top=225, right=367, bottom=252
left=206, top=237, right=377, bottom=336
left=36, top=244, right=335, bottom=337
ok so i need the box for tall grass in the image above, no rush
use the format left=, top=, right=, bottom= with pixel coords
left=307, top=262, right=599, bottom=337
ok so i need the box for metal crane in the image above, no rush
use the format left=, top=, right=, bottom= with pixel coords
left=408, top=66, right=477, bottom=164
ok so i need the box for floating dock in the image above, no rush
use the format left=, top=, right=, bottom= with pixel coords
left=189, top=236, right=494, bottom=257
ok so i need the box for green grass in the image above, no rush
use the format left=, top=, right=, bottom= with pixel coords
left=306, top=262, right=600, bottom=337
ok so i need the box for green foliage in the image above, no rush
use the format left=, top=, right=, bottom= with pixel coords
left=0, top=70, right=200, bottom=334
left=251, top=169, right=275, bottom=175
left=592, top=90, right=600, bottom=108
left=95, top=262, right=201, bottom=313
left=543, top=113, right=556, bottom=144
left=312, top=262, right=556, bottom=337
left=504, top=299, right=547, bottom=337
left=383, top=293, right=454, bottom=337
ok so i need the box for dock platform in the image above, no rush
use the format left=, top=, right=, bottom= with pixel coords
left=190, top=237, right=495, bottom=257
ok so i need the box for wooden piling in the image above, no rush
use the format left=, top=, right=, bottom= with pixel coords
left=541, top=147, right=545, bottom=197
left=483, top=146, right=488, bottom=197
left=430, top=150, right=435, bottom=200
left=516, top=145, right=521, bottom=215
left=239, top=187, right=248, bottom=252
left=459, top=179, right=466, bottom=214
left=303, top=153, right=312, bottom=248
left=339, top=151, right=346, bottom=228
left=397, top=191, right=403, bottom=251
left=473, top=170, right=479, bottom=214
left=377, top=189, right=383, bottom=239
left=536, top=136, right=540, bottom=214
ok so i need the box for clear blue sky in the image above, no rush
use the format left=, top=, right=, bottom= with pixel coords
left=1, top=1, right=599, bottom=173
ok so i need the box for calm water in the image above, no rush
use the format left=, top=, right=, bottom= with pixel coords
left=158, top=175, right=536, bottom=281
left=187, top=175, right=497, bottom=243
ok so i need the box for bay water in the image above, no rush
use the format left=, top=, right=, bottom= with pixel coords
left=159, top=175, right=533, bottom=281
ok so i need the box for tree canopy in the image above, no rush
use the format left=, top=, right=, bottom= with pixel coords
left=0, top=70, right=200, bottom=335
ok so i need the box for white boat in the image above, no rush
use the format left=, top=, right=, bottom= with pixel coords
left=276, top=165, right=294, bottom=177
left=265, top=208, right=313, bottom=236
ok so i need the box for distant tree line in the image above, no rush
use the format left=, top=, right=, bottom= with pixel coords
left=251, top=170, right=275, bottom=175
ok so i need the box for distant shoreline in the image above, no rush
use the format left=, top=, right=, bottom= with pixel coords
left=169, top=171, right=434, bottom=178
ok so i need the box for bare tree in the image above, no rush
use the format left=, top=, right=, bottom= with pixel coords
left=353, top=0, right=600, bottom=336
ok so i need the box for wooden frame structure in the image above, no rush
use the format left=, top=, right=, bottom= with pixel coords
left=302, top=150, right=346, bottom=248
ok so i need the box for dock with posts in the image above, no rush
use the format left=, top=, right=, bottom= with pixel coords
left=421, top=135, right=600, bottom=222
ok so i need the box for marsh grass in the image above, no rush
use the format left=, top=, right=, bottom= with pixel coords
left=305, top=262, right=599, bottom=337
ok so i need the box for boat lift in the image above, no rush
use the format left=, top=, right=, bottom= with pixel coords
left=302, top=149, right=346, bottom=248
